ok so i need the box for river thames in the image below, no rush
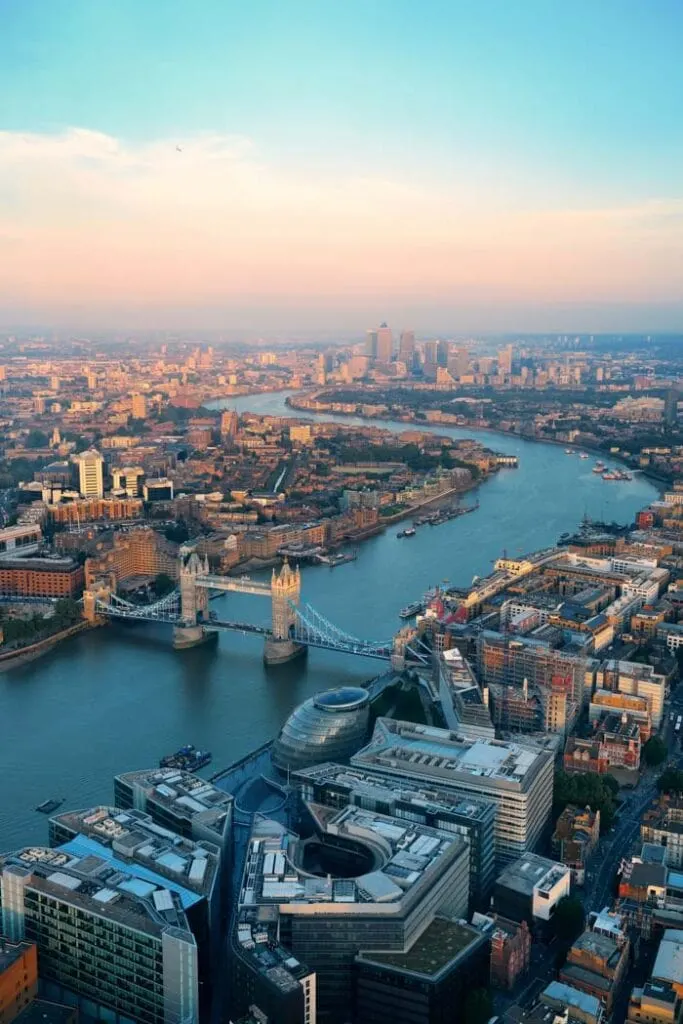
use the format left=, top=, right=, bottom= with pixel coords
left=0, top=392, right=659, bottom=848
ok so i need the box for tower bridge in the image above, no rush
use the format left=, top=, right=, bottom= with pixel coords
left=83, top=548, right=430, bottom=668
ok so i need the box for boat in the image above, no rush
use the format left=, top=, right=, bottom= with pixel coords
left=397, top=527, right=416, bottom=538
left=602, top=471, right=618, bottom=480
left=579, top=452, right=589, bottom=459
left=36, top=798, right=64, bottom=814
left=160, top=745, right=212, bottom=771
left=399, top=601, right=424, bottom=619
left=565, top=449, right=574, bottom=454
left=593, top=462, right=606, bottom=473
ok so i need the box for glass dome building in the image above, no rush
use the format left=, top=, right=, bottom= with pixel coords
left=272, top=686, right=371, bottom=772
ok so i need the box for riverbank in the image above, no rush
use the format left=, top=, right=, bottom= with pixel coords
left=0, top=620, right=92, bottom=671
left=285, top=392, right=666, bottom=498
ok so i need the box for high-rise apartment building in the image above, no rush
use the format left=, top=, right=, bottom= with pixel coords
left=353, top=719, right=554, bottom=866
left=220, top=409, right=239, bottom=437
left=131, top=392, right=147, bottom=419
left=74, top=449, right=104, bottom=499
left=0, top=846, right=199, bottom=1024
left=498, top=344, right=513, bottom=375
left=665, top=386, right=680, bottom=427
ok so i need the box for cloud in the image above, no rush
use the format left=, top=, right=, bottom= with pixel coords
left=0, top=128, right=681, bottom=325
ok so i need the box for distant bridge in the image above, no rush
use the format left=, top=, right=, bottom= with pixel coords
left=85, top=549, right=430, bottom=667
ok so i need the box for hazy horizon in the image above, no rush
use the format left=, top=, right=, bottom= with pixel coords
left=3, top=1, right=682, bottom=332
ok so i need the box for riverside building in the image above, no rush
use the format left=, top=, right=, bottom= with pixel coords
left=0, top=846, right=199, bottom=1024
left=48, top=805, right=224, bottom=1014
left=291, top=761, right=496, bottom=908
left=113, top=768, right=233, bottom=861
left=352, top=719, right=554, bottom=866
left=231, top=805, right=471, bottom=1024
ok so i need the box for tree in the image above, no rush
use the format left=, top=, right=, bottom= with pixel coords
left=657, top=768, right=683, bottom=795
left=553, top=770, right=618, bottom=833
left=26, top=428, right=49, bottom=449
left=643, top=735, right=668, bottom=767
left=553, top=895, right=585, bottom=943
left=152, top=573, right=175, bottom=597
left=463, top=988, right=493, bottom=1024
left=164, top=522, right=189, bottom=544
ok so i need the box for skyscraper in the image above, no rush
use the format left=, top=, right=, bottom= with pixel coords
left=365, top=329, right=378, bottom=360
left=498, top=344, right=513, bottom=375
left=398, top=330, right=416, bottom=364
left=665, top=386, right=680, bottom=427
left=131, top=392, right=147, bottom=419
left=376, top=322, right=393, bottom=362
left=75, top=449, right=104, bottom=499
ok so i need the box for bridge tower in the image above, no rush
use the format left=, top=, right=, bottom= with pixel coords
left=264, top=560, right=305, bottom=665
left=174, top=549, right=213, bottom=649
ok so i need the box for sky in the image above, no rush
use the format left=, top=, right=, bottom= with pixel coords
left=1, top=0, right=682, bottom=334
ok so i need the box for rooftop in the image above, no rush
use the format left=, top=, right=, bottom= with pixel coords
left=0, top=846, right=195, bottom=940
left=50, top=806, right=220, bottom=897
left=496, top=853, right=570, bottom=897
left=0, top=938, right=33, bottom=975
left=356, top=916, right=483, bottom=978
left=13, top=1002, right=76, bottom=1024
left=654, top=929, right=683, bottom=985
left=352, top=718, right=550, bottom=792
left=542, top=980, right=601, bottom=1017
left=116, top=768, right=232, bottom=841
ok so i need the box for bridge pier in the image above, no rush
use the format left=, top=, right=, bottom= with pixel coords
left=173, top=624, right=217, bottom=650
left=263, top=636, right=306, bottom=666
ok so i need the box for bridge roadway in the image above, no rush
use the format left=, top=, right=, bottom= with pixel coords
left=195, top=574, right=272, bottom=597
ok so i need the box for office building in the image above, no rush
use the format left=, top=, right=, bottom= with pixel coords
left=365, top=330, right=378, bottom=360
left=0, top=846, right=199, bottom=1024
left=231, top=805, right=471, bottom=1024
left=114, top=768, right=233, bottom=860
left=376, top=323, right=393, bottom=363
left=354, top=917, right=489, bottom=1024
left=641, top=799, right=683, bottom=868
left=74, top=449, right=104, bottom=499
left=493, top=853, right=571, bottom=933
left=353, top=719, right=554, bottom=865
left=143, top=478, right=175, bottom=502
left=272, top=687, right=371, bottom=772
left=653, top=930, right=683, bottom=998
left=0, top=939, right=37, bottom=1023
left=498, top=344, right=513, bottom=375
left=398, top=330, right=415, bottom=365
left=220, top=409, right=239, bottom=438
left=0, top=526, right=42, bottom=560
left=111, top=465, right=144, bottom=497
left=665, top=387, right=680, bottom=427
left=292, top=761, right=496, bottom=907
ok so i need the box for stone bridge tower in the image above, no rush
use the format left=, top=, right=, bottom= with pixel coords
left=265, top=560, right=305, bottom=665
left=174, top=549, right=212, bottom=650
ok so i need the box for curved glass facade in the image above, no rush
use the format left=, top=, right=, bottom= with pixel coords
left=272, top=686, right=371, bottom=772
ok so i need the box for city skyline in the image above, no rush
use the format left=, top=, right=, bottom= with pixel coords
left=2, top=0, right=683, bottom=332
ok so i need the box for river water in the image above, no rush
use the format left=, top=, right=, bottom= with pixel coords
left=0, top=391, right=658, bottom=849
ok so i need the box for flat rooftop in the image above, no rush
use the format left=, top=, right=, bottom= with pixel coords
left=357, top=916, right=482, bottom=978
left=292, top=762, right=496, bottom=824
left=654, top=929, right=683, bottom=985
left=496, top=853, right=570, bottom=896
left=116, top=768, right=232, bottom=840
left=542, top=980, right=601, bottom=1017
left=51, top=806, right=219, bottom=896
left=13, top=1002, right=76, bottom=1024
left=0, top=846, right=195, bottom=940
left=353, top=718, right=550, bottom=792
left=0, top=938, right=32, bottom=974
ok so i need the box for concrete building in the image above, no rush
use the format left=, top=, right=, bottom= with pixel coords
left=0, top=525, right=42, bottom=560
left=74, top=449, right=104, bottom=499
left=353, top=719, right=554, bottom=865
left=231, top=805, right=471, bottom=1024
left=111, top=465, right=144, bottom=497
left=292, top=761, right=496, bottom=908
left=113, top=768, right=233, bottom=861
left=354, top=917, right=489, bottom=1024
left=597, top=659, right=666, bottom=729
left=493, top=853, right=571, bottom=933
left=48, top=805, right=225, bottom=1014
left=0, top=846, right=199, bottom=1024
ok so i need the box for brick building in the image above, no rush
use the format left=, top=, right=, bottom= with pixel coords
left=84, top=528, right=178, bottom=588
left=0, top=939, right=38, bottom=1023
left=0, top=558, right=84, bottom=598
left=552, top=806, right=600, bottom=885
